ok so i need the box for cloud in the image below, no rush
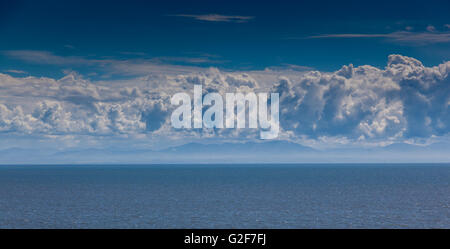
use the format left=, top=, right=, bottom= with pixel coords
left=0, top=55, right=448, bottom=152
left=3, top=69, right=27, bottom=74
left=151, top=56, right=227, bottom=64
left=265, top=64, right=313, bottom=72
left=3, top=50, right=213, bottom=76
left=303, top=30, right=450, bottom=45
left=426, top=25, right=436, bottom=32
left=169, top=14, right=254, bottom=23
left=3, top=50, right=89, bottom=65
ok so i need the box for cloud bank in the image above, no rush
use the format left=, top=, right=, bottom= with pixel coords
left=0, top=54, right=449, bottom=153
left=169, top=14, right=254, bottom=23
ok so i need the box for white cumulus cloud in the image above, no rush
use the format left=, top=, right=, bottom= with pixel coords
left=0, top=54, right=448, bottom=150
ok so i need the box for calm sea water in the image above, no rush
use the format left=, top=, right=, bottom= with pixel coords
left=0, top=164, right=448, bottom=228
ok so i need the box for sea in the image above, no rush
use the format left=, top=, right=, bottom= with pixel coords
left=0, top=164, right=448, bottom=228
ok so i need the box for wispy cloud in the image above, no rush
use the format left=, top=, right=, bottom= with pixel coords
left=152, top=55, right=227, bottom=64
left=4, top=50, right=225, bottom=66
left=2, top=50, right=212, bottom=76
left=426, top=25, right=436, bottom=32
left=265, top=63, right=313, bottom=72
left=307, top=34, right=388, bottom=39
left=3, top=69, right=27, bottom=74
left=301, top=31, right=450, bottom=45
left=64, top=44, right=75, bottom=49
left=3, top=50, right=90, bottom=65
left=119, top=51, right=148, bottom=56
left=169, top=14, right=254, bottom=23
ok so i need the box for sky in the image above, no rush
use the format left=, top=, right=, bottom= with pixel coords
left=0, top=0, right=449, bottom=163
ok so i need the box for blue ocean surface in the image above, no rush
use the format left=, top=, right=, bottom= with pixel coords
left=0, top=164, right=449, bottom=228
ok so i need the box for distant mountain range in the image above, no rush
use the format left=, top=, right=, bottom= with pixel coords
left=0, top=141, right=448, bottom=164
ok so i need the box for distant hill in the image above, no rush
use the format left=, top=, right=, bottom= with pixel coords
left=162, top=140, right=316, bottom=155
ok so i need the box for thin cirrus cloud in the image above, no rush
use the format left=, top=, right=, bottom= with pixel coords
left=3, top=50, right=90, bottom=65
left=302, top=30, right=450, bottom=45
left=3, top=69, right=27, bottom=74
left=2, top=50, right=224, bottom=76
left=168, top=14, right=254, bottom=23
left=3, top=50, right=224, bottom=66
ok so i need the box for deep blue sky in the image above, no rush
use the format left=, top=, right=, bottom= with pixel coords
left=1, top=0, right=450, bottom=77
